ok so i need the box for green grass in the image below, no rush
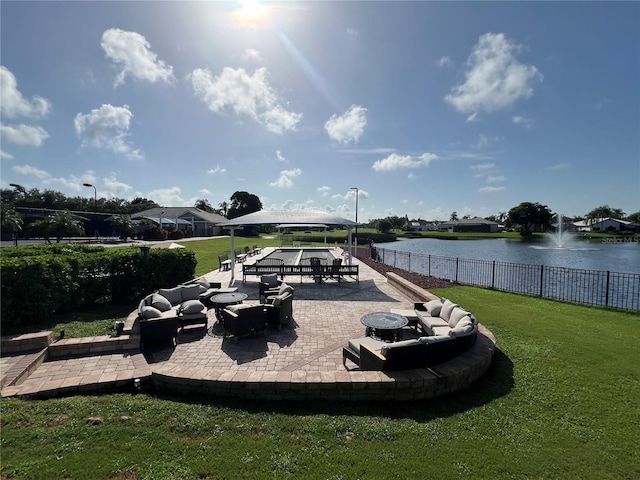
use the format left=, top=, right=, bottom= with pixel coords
left=2, top=287, right=639, bottom=479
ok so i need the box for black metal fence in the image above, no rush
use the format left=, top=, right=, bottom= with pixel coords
left=375, top=247, right=640, bottom=311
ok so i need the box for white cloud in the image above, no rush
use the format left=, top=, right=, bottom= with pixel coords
left=74, top=104, right=143, bottom=160
left=470, top=162, right=496, bottom=171
left=0, top=66, right=51, bottom=119
left=372, top=152, right=437, bottom=171
left=0, top=123, right=49, bottom=146
left=101, top=28, right=174, bottom=87
left=317, top=186, right=331, bottom=197
left=472, top=134, right=502, bottom=149
left=324, top=105, right=367, bottom=144
left=437, top=56, right=452, bottom=67
left=243, top=48, right=263, bottom=61
left=479, top=186, right=505, bottom=193
left=1, top=150, right=14, bottom=160
left=13, top=164, right=50, bottom=179
left=347, top=27, right=359, bottom=36
left=276, top=150, right=287, bottom=162
left=147, top=186, right=185, bottom=207
left=207, top=165, right=227, bottom=175
left=486, top=174, right=506, bottom=183
left=269, top=167, right=302, bottom=188
left=466, top=112, right=480, bottom=123
left=408, top=173, right=418, bottom=180
left=512, top=115, right=533, bottom=128
left=445, top=33, right=542, bottom=116
left=189, top=66, right=302, bottom=134
left=546, top=163, right=570, bottom=170
left=103, top=175, right=132, bottom=195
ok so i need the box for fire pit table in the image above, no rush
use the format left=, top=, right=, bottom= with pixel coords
left=360, top=311, right=408, bottom=343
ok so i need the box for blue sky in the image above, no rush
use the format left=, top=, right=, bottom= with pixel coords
left=1, top=1, right=638, bottom=222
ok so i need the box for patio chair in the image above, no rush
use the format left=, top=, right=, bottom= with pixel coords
left=309, top=257, right=323, bottom=283
left=264, top=291, right=293, bottom=330
left=235, top=249, right=248, bottom=263
left=221, top=304, right=267, bottom=342
left=244, top=245, right=252, bottom=257
left=259, top=273, right=281, bottom=303
left=328, top=257, right=343, bottom=281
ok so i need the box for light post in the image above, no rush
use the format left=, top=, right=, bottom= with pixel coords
left=9, top=184, right=26, bottom=246
left=83, top=183, right=97, bottom=210
left=351, top=187, right=359, bottom=258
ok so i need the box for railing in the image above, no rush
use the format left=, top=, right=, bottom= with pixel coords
left=375, top=247, right=640, bottom=311
left=242, top=263, right=359, bottom=283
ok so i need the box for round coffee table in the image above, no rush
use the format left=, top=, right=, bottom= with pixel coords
left=361, top=312, right=408, bottom=342
left=210, top=292, right=248, bottom=323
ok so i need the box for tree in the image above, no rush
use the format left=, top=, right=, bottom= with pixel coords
left=586, top=205, right=626, bottom=224
left=218, top=201, right=229, bottom=217
left=27, top=211, right=85, bottom=243
left=377, top=219, right=392, bottom=233
left=505, top=202, right=553, bottom=236
left=109, top=214, right=133, bottom=239
left=450, top=211, right=458, bottom=221
left=1, top=203, right=23, bottom=245
left=626, top=210, right=640, bottom=224
left=194, top=199, right=214, bottom=213
left=227, top=191, right=262, bottom=219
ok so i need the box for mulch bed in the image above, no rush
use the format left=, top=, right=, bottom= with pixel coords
left=354, top=248, right=456, bottom=290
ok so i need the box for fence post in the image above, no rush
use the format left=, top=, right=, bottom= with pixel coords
left=492, top=260, right=495, bottom=289
left=539, top=265, right=544, bottom=297
left=605, top=271, right=610, bottom=307
left=408, top=252, right=411, bottom=273
left=428, top=255, right=431, bottom=276
left=455, top=257, right=459, bottom=283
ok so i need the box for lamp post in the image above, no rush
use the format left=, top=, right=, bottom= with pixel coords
left=351, top=187, right=359, bottom=258
left=83, top=183, right=97, bottom=210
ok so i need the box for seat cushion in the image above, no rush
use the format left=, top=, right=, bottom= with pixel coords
left=348, top=337, right=385, bottom=354
left=380, top=338, right=421, bottom=357
left=150, top=293, right=172, bottom=312
left=158, top=286, right=182, bottom=305
left=418, top=335, right=452, bottom=344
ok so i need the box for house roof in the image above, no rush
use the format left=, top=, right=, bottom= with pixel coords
left=440, top=216, right=499, bottom=226
left=131, top=207, right=226, bottom=223
left=218, top=209, right=357, bottom=228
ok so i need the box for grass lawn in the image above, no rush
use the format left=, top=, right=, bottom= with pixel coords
left=2, top=287, right=639, bottom=479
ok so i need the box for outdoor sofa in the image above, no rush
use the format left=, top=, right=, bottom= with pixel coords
left=137, top=283, right=207, bottom=347
left=342, top=298, right=478, bottom=371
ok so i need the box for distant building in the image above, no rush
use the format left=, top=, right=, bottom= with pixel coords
left=575, top=218, right=639, bottom=233
left=438, top=217, right=500, bottom=233
left=405, top=220, right=439, bottom=231
left=132, top=207, right=227, bottom=237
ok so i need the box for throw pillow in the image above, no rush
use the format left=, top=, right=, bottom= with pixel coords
left=196, top=277, right=210, bottom=289
left=158, top=287, right=182, bottom=305
left=450, top=320, right=474, bottom=337
left=439, top=299, right=459, bottom=321
left=279, top=283, right=294, bottom=295
left=150, top=293, right=172, bottom=312
left=141, top=306, right=162, bottom=319
left=180, top=299, right=204, bottom=314
left=448, top=307, right=471, bottom=328
left=181, top=284, right=200, bottom=302
left=424, top=299, right=443, bottom=316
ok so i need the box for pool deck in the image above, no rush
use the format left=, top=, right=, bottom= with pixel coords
left=1, top=248, right=496, bottom=401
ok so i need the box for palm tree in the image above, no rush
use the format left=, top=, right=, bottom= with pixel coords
left=48, top=211, right=85, bottom=243
left=1, top=204, right=24, bottom=246
left=218, top=201, right=229, bottom=217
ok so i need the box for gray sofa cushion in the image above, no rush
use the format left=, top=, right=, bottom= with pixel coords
left=450, top=319, right=475, bottom=337
left=380, top=338, right=421, bottom=357
left=181, top=284, right=201, bottom=302
left=141, top=306, right=162, bottom=319
left=348, top=336, right=385, bottom=353
left=158, top=286, right=182, bottom=305
left=151, top=293, right=172, bottom=312
left=195, top=277, right=210, bottom=293
left=418, top=334, right=452, bottom=344
left=181, top=299, right=205, bottom=314
left=278, top=283, right=294, bottom=295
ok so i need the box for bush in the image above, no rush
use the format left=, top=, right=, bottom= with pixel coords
left=143, top=226, right=168, bottom=240
left=0, top=246, right=197, bottom=328
left=168, top=229, right=185, bottom=240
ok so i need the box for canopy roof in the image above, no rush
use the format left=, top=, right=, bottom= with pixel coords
left=218, top=210, right=357, bottom=228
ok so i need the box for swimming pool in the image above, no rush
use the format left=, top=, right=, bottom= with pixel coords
left=258, top=248, right=339, bottom=266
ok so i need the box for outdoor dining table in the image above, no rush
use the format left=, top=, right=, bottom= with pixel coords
left=210, top=292, right=248, bottom=323
left=360, top=311, right=408, bottom=342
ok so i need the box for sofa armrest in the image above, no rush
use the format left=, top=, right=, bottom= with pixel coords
left=359, top=343, right=387, bottom=371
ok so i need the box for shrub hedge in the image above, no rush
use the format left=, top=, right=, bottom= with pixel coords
left=1, top=245, right=196, bottom=328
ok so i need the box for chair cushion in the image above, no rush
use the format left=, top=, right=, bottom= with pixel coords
left=150, top=293, right=172, bottom=312
left=181, top=299, right=204, bottom=314
left=227, top=304, right=254, bottom=313
left=279, top=283, right=294, bottom=295
left=448, top=307, right=471, bottom=328
left=348, top=336, right=385, bottom=353
left=261, top=273, right=278, bottom=287
left=439, top=299, right=459, bottom=321
left=141, top=306, right=162, bottom=319
left=158, top=287, right=182, bottom=305
left=424, top=299, right=443, bottom=316
left=180, top=284, right=201, bottom=302
left=418, top=335, right=452, bottom=344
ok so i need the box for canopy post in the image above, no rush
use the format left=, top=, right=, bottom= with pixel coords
left=347, top=227, right=353, bottom=266
left=229, top=227, right=237, bottom=286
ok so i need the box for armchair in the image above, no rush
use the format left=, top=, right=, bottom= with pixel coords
left=264, top=291, right=293, bottom=330
left=259, top=274, right=292, bottom=303
left=221, top=305, right=267, bottom=342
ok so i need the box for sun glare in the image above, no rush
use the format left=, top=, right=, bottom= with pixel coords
left=238, top=0, right=267, bottom=19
